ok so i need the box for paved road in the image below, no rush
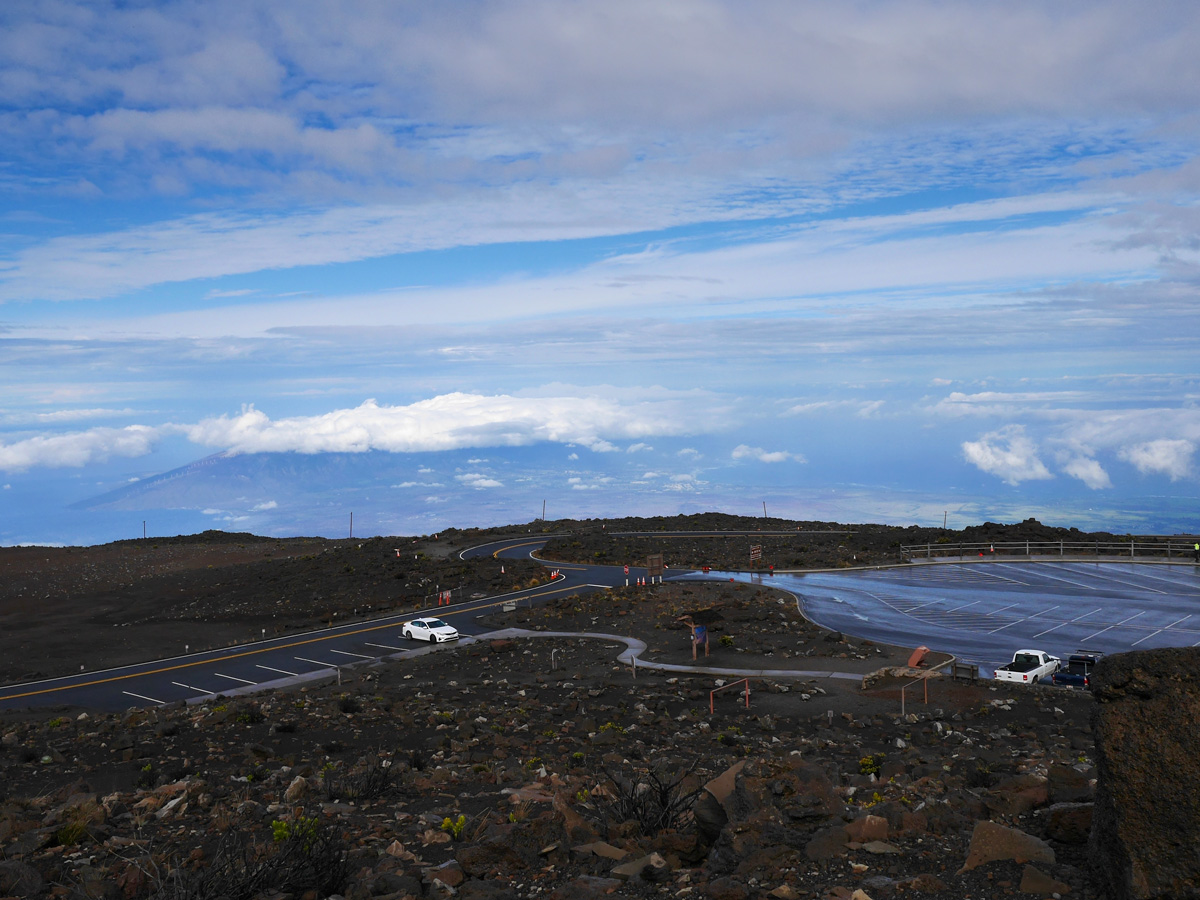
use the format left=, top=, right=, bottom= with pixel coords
left=0, top=538, right=627, bottom=712
left=687, top=560, right=1200, bottom=675
left=9, top=536, right=1199, bottom=710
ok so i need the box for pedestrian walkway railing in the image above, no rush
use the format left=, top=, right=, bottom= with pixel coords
left=901, top=538, right=1200, bottom=562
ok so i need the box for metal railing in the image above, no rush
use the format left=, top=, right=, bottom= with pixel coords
left=901, top=538, right=1200, bottom=561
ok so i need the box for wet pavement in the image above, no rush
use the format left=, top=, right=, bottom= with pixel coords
left=689, top=560, right=1200, bottom=675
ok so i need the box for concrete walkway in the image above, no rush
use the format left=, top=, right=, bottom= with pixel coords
left=202, top=627, right=868, bottom=704
left=479, top=628, right=866, bottom=682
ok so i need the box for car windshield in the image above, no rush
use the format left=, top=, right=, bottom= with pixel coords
left=426, top=619, right=448, bottom=628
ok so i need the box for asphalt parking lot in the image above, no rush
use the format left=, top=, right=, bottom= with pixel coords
left=715, top=560, right=1200, bottom=675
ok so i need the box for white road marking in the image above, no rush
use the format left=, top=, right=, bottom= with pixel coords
left=1081, top=610, right=1146, bottom=642
left=364, top=642, right=406, bottom=652
left=943, top=600, right=981, bottom=613
left=1059, top=566, right=1168, bottom=595
left=214, top=673, right=258, bottom=686
left=329, top=649, right=374, bottom=659
left=1025, top=565, right=1102, bottom=590
left=1133, top=614, right=1192, bottom=646
left=123, top=691, right=165, bottom=705
left=295, top=656, right=336, bottom=668
left=979, top=566, right=1030, bottom=585
left=1033, top=607, right=1103, bottom=639
left=256, top=664, right=299, bottom=677
left=171, top=681, right=214, bottom=694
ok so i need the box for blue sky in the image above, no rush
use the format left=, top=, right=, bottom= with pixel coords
left=2, top=1, right=1200, bottom=544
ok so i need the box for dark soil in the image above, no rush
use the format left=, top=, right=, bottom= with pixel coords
left=0, top=515, right=1105, bottom=899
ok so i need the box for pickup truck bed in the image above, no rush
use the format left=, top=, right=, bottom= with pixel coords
left=995, top=649, right=1061, bottom=684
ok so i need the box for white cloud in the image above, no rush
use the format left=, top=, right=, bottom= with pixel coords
left=456, top=472, right=503, bottom=489
left=251, top=500, right=278, bottom=511
left=1061, top=456, right=1113, bottom=490
left=961, top=425, right=1053, bottom=485
left=0, top=425, right=158, bottom=473
left=12, top=408, right=138, bottom=424
left=731, top=444, right=804, bottom=464
left=1119, top=439, right=1194, bottom=481
left=626, top=442, right=652, bottom=453
left=929, top=391, right=1089, bottom=418
left=183, top=393, right=693, bottom=456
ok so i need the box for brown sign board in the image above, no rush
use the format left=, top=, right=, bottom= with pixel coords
left=749, top=545, right=762, bottom=561
left=646, top=553, right=664, bottom=577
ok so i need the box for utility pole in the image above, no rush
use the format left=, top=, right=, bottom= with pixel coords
left=542, top=499, right=546, bottom=521
left=763, top=501, right=768, bottom=519
left=943, top=510, right=947, bottom=530
left=349, top=511, right=353, bottom=539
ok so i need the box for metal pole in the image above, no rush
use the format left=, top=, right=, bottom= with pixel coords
left=349, top=512, right=353, bottom=539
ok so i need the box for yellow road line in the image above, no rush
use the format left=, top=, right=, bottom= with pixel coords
left=490, top=539, right=548, bottom=558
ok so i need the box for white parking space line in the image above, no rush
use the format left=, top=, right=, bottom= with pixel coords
left=364, top=642, right=406, bottom=652
left=1033, top=606, right=1103, bottom=638
left=978, top=566, right=1030, bottom=586
left=329, top=649, right=375, bottom=659
left=1081, top=611, right=1146, bottom=642
left=1026, top=565, right=1105, bottom=591
left=939, top=600, right=978, bottom=613
left=214, top=673, right=258, bottom=686
left=171, top=681, right=214, bottom=695
left=1059, top=566, right=1168, bottom=595
left=256, top=664, right=299, bottom=677
left=901, top=599, right=941, bottom=612
left=1106, top=567, right=1200, bottom=594
left=295, top=656, right=336, bottom=668
left=1134, top=614, right=1192, bottom=646
left=123, top=691, right=165, bottom=705
left=1027, top=604, right=1060, bottom=619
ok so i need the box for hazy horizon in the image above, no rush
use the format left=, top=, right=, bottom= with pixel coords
left=3, top=3, right=1199, bottom=546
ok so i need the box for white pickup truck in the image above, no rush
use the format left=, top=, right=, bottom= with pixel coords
left=994, top=649, right=1061, bottom=685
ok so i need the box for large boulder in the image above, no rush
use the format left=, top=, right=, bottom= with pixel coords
left=1090, top=647, right=1200, bottom=899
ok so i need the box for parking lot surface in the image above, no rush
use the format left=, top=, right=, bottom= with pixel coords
left=715, top=561, right=1200, bottom=675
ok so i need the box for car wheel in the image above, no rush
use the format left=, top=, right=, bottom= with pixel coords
left=403, top=629, right=411, bottom=640
left=429, top=634, right=437, bottom=643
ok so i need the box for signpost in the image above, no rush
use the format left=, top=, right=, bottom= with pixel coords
left=749, top=545, right=762, bottom=567
left=646, top=553, right=664, bottom=584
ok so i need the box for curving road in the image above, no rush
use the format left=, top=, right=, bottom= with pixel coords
left=0, top=537, right=637, bottom=712
left=7, top=535, right=1199, bottom=710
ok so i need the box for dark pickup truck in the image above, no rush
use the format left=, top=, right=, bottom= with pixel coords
left=1051, top=653, right=1102, bottom=688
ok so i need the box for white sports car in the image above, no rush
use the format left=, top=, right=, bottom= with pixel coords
left=402, top=618, right=459, bottom=643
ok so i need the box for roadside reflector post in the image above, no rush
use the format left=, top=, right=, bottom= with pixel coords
left=337, top=667, right=341, bottom=686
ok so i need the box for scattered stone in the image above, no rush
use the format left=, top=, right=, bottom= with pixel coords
left=959, top=820, right=1055, bottom=872
left=1019, top=864, right=1072, bottom=895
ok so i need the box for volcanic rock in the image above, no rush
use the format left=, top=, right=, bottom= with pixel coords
left=1090, top=647, right=1200, bottom=899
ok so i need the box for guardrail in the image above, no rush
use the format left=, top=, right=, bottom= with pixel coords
left=900, top=538, right=1200, bottom=561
